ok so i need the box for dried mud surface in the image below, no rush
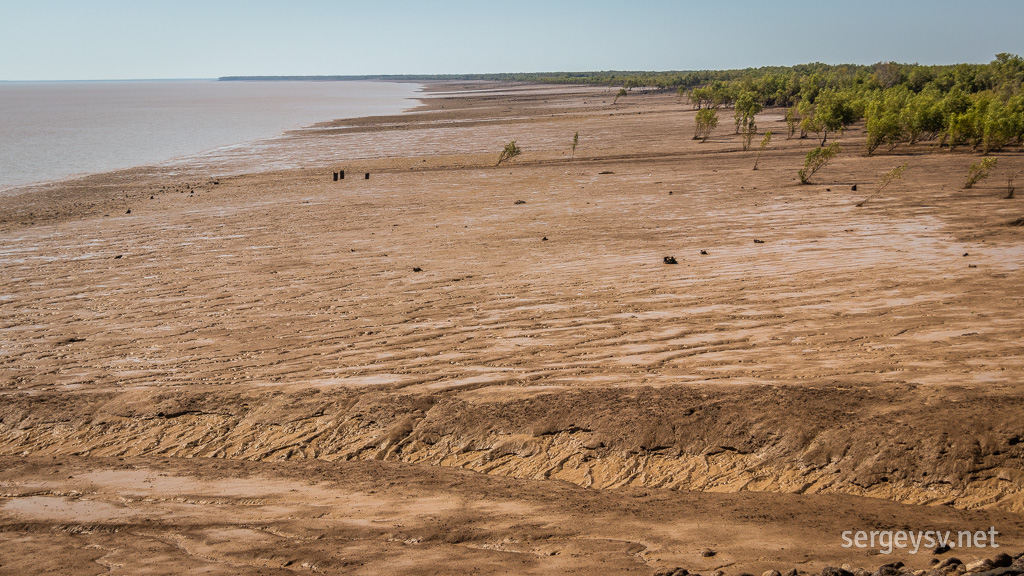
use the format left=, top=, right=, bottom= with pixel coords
left=1, top=83, right=1023, bottom=574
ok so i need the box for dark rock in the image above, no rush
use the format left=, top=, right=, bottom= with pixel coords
left=125, top=209, right=131, bottom=214
left=875, top=562, right=904, bottom=576
left=934, top=545, right=953, bottom=555
left=852, top=184, right=858, bottom=191
left=664, top=256, right=678, bottom=264
left=655, top=568, right=688, bottom=576
left=754, top=239, right=765, bottom=243
left=598, top=171, right=614, bottom=174
left=964, top=253, right=969, bottom=256
left=699, top=548, right=716, bottom=558
left=669, top=191, right=674, bottom=195
left=700, top=250, right=708, bottom=255
left=822, top=567, right=855, bottom=576
left=784, top=570, right=799, bottom=576
left=936, top=559, right=962, bottom=570
left=993, top=555, right=1013, bottom=569
left=971, top=569, right=1024, bottom=576
left=764, top=570, right=782, bottom=576
left=150, top=195, right=154, bottom=199
left=412, top=267, right=423, bottom=272
left=542, top=237, right=548, bottom=241
left=514, top=200, right=527, bottom=205
left=113, top=254, right=123, bottom=259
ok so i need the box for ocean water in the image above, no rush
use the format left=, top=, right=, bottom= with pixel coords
left=0, top=80, right=421, bottom=192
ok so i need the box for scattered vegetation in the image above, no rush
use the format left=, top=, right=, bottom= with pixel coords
left=497, top=140, right=522, bottom=166
left=964, top=157, right=997, bottom=189
left=856, top=163, right=908, bottom=206
left=799, top=143, right=841, bottom=184
left=614, top=88, right=627, bottom=104
left=753, top=131, right=772, bottom=170
left=571, top=131, right=579, bottom=159
left=1008, top=172, right=1017, bottom=199
left=694, top=108, right=719, bottom=142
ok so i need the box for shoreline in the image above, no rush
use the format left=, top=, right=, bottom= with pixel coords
left=0, top=79, right=427, bottom=197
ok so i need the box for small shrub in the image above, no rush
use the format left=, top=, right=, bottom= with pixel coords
left=571, top=131, right=579, bottom=159
left=497, top=140, right=521, bottom=166
left=856, top=162, right=908, bottom=206
left=964, top=157, right=997, bottom=189
left=614, top=88, right=627, bottom=104
left=741, top=121, right=757, bottom=151
left=798, top=143, right=841, bottom=185
left=753, top=131, right=772, bottom=170
left=785, top=106, right=798, bottom=139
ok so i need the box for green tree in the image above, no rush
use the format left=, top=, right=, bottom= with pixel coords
left=901, top=89, right=944, bottom=144
left=733, top=91, right=761, bottom=151
left=688, top=86, right=713, bottom=109
left=733, top=91, right=762, bottom=134
left=981, top=99, right=1016, bottom=153
left=694, top=108, right=719, bottom=142
left=798, top=99, right=819, bottom=140
left=865, top=93, right=903, bottom=155
left=814, top=88, right=856, bottom=145
left=798, top=143, right=841, bottom=184
left=614, top=88, right=627, bottom=104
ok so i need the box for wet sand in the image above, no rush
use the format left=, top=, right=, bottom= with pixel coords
left=1, top=83, right=1023, bottom=574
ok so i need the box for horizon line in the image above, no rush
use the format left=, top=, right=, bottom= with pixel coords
left=3, top=52, right=1018, bottom=84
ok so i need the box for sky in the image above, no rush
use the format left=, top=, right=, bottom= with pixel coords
left=2, top=0, right=1023, bottom=81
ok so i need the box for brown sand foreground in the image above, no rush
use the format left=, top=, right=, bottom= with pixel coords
left=1, top=83, right=1023, bottom=574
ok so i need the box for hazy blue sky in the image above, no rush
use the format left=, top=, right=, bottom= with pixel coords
left=2, top=0, right=1023, bottom=80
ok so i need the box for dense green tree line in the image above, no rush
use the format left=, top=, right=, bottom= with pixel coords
left=678, top=54, right=1024, bottom=154
left=223, top=54, right=1024, bottom=154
